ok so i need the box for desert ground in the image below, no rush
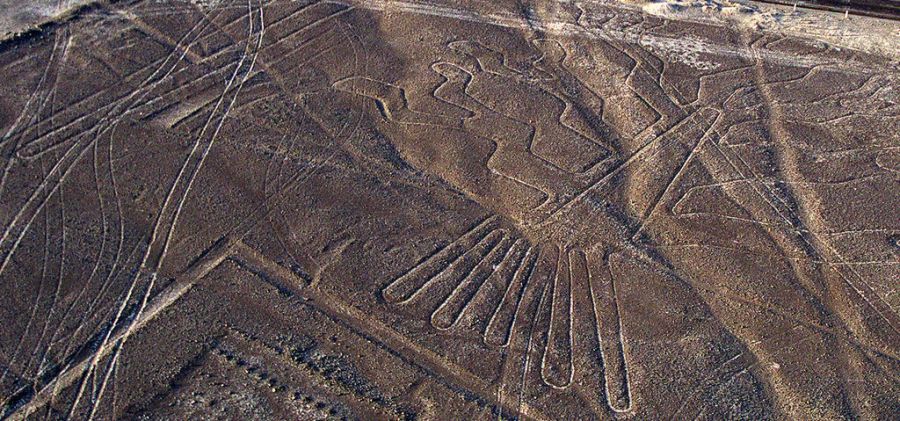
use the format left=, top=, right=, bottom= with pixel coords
left=0, top=0, right=897, bottom=419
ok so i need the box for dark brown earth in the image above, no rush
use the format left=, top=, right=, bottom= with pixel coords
left=754, top=0, right=900, bottom=20
left=0, top=0, right=897, bottom=419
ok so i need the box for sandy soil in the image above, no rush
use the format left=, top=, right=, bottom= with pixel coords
left=0, top=0, right=897, bottom=419
left=0, top=0, right=95, bottom=36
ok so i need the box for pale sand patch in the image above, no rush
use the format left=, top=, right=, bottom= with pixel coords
left=634, top=0, right=900, bottom=60
left=0, top=0, right=94, bottom=37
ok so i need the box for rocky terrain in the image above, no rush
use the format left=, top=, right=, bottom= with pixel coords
left=0, top=0, right=897, bottom=419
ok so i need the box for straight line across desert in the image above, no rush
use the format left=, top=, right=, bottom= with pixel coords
left=0, top=0, right=897, bottom=419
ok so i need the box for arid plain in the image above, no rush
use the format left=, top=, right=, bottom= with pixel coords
left=0, top=0, right=898, bottom=419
